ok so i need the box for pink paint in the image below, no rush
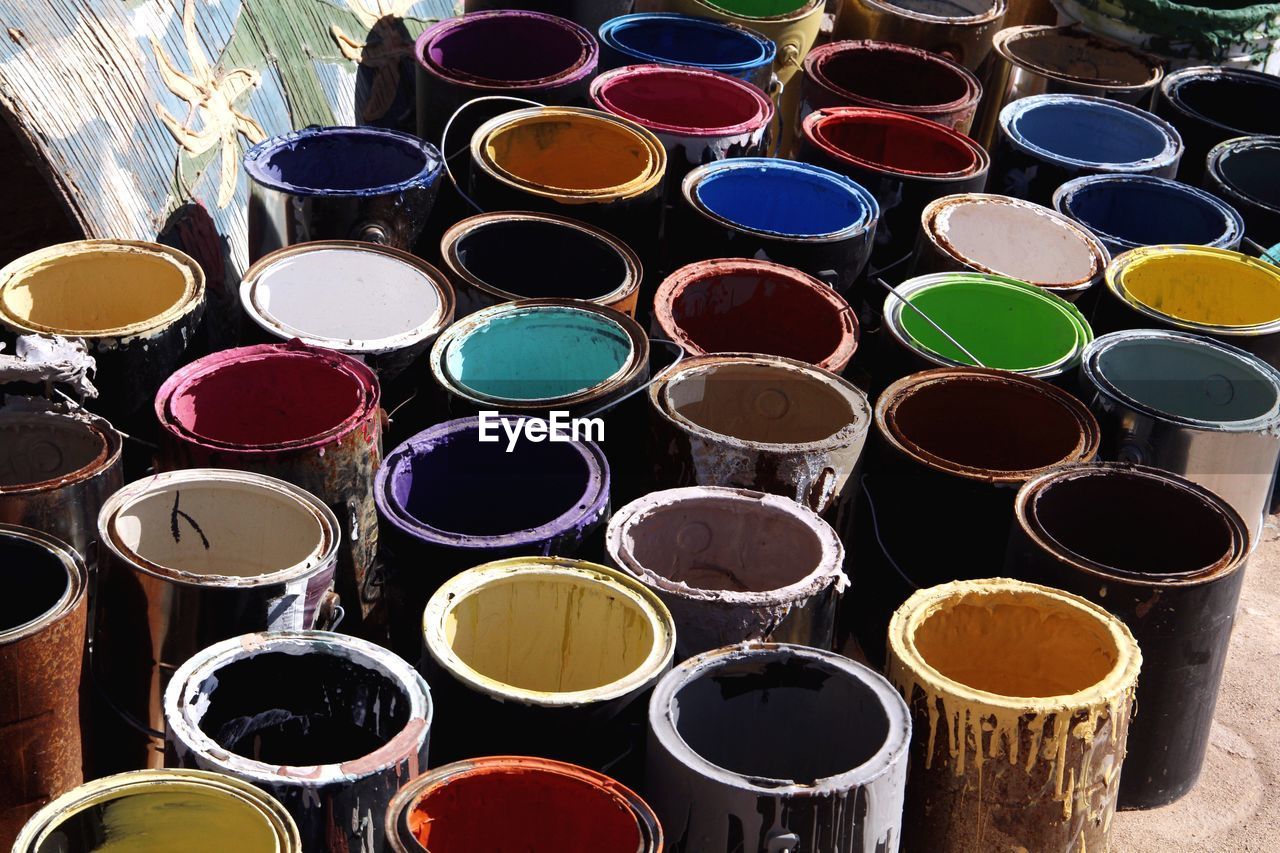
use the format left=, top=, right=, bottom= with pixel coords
left=590, top=64, right=772, bottom=137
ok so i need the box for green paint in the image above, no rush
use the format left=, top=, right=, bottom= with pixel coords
left=900, top=276, right=1091, bottom=371
left=446, top=307, right=633, bottom=401
left=705, top=0, right=811, bottom=18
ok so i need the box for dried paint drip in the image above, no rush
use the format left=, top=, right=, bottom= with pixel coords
left=887, top=578, right=1140, bottom=851
left=386, top=757, right=662, bottom=853
left=646, top=643, right=911, bottom=853
left=11, top=770, right=301, bottom=853
left=596, top=13, right=776, bottom=90
left=1155, top=66, right=1280, bottom=185
left=1009, top=464, right=1250, bottom=808
left=607, top=486, right=847, bottom=656
left=164, top=631, right=432, bottom=853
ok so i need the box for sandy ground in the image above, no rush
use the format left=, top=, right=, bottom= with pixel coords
left=1110, top=518, right=1280, bottom=851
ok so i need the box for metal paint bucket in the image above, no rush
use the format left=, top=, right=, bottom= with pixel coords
left=0, top=525, right=86, bottom=848
left=607, top=486, right=846, bottom=657
left=991, top=93, right=1182, bottom=205
left=375, top=417, right=610, bottom=659
left=1054, top=173, right=1245, bottom=256
left=0, top=240, right=205, bottom=424
left=597, top=13, right=777, bottom=91
left=441, top=212, right=642, bottom=318
left=386, top=756, right=662, bottom=853
left=655, top=259, right=859, bottom=373
left=914, top=193, right=1109, bottom=303
left=646, top=642, right=911, bottom=852
left=239, top=241, right=455, bottom=381
left=469, top=106, right=666, bottom=275
left=849, top=368, right=1100, bottom=661
left=673, top=158, right=879, bottom=295
left=0, top=405, right=122, bottom=564
left=833, top=0, right=1008, bottom=70
left=421, top=557, right=675, bottom=778
left=801, top=40, right=983, bottom=133
left=1080, top=329, right=1280, bottom=544
left=415, top=11, right=599, bottom=144
left=1096, top=245, right=1280, bottom=369
left=972, top=24, right=1164, bottom=148
left=154, top=342, right=383, bottom=635
left=11, top=769, right=301, bottom=853
left=798, top=107, right=988, bottom=272
left=1157, top=68, right=1280, bottom=185
left=658, top=0, right=824, bottom=90
left=887, top=578, right=1140, bottom=850
left=647, top=352, right=872, bottom=526
left=164, top=631, right=432, bottom=853
left=1008, top=462, right=1251, bottom=808
left=1206, top=134, right=1280, bottom=248
left=878, top=272, right=1093, bottom=386
left=461, top=0, right=630, bottom=44
left=244, top=126, right=443, bottom=262
left=91, top=469, right=340, bottom=772
left=590, top=64, right=773, bottom=191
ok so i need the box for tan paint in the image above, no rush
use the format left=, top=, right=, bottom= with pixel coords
left=1113, top=245, right=1280, bottom=328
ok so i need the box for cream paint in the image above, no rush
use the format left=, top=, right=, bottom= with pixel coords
left=0, top=242, right=198, bottom=336
left=933, top=196, right=1101, bottom=287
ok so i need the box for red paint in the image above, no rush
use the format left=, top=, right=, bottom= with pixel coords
left=804, top=107, right=984, bottom=177
left=591, top=65, right=773, bottom=136
left=156, top=342, right=380, bottom=451
left=655, top=259, right=859, bottom=372
left=406, top=758, right=644, bottom=852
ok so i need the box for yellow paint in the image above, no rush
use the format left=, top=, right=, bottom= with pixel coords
left=1113, top=245, right=1280, bottom=328
left=0, top=240, right=203, bottom=337
left=425, top=557, right=675, bottom=704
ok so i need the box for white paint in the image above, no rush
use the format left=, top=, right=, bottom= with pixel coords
left=935, top=197, right=1101, bottom=286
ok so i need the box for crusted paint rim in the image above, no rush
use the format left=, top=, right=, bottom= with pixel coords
left=590, top=64, right=774, bottom=138
left=999, top=93, right=1183, bottom=173
left=1206, top=134, right=1280, bottom=215
left=243, top=126, right=443, bottom=198
left=165, top=631, right=432, bottom=785
left=993, top=25, right=1164, bottom=94
left=805, top=40, right=983, bottom=117
left=850, top=0, right=1006, bottom=26
left=0, top=522, right=86, bottom=646
left=415, top=10, right=599, bottom=90
left=1160, top=66, right=1280, bottom=135
left=801, top=107, right=991, bottom=182
left=0, top=408, right=121, bottom=496
left=423, top=557, right=676, bottom=709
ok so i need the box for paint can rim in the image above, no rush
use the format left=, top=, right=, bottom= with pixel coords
left=804, top=40, right=983, bottom=116
left=0, top=408, right=122, bottom=495
left=415, top=9, right=599, bottom=90
left=992, top=25, right=1164, bottom=93
left=0, top=523, right=86, bottom=645
left=998, top=93, right=1183, bottom=173
left=801, top=107, right=991, bottom=182
left=1159, top=65, right=1280, bottom=134
left=849, top=0, right=1006, bottom=26
left=243, top=126, right=444, bottom=198
left=1206, top=134, right=1280, bottom=214
left=685, top=0, right=826, bottom=26
left=590, top=63, right=774, bottom=138
left=597, top=13, right=777, bottom=74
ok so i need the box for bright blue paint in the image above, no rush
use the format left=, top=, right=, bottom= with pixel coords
left=598, top=13, right=775, bottom=81
left=1003, top=94, right=1179, bottom=169
left=244, top=126, right=443, bottom=196
left=692, top=158, right=877, bottom=238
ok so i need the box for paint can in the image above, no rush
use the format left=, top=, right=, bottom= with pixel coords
left=415, top=11, right=599, bottom=144
left=801, top=40, right=983, bottom=133
left=607, top=486, right=846, bottom=657
left=375, top=417, right=610, bottom=659
left=239, top=241, right=455, bottom=382
left=386, top=756, right=662, bottom=853
left=833, top=0, right=1008, bottom=70
left=590, top=65, right=773, bottom=192
left=10, top=769, right=301, bottom=853
left=646, top=642, right=911, bottom=852
left=1095, top=245, right=1280, bottom=369
left=165, top=631, right=430, bottom=853
left=655, top=259, right=859, bottom=373
left=597, top=13, right=777, bottom=91
left=462, top=0, right=632, bottom=38
left=469, top=106, right=666, bottom=276
left=971, top=24, right=1164, bottom=149
left=441, top=211, right=642, bottom=318
left=1054, top=174, right=1244, bottom=258
left=1205, top=135, right=1280, bottom=248
left=878, top=272, right=1093, bottom=387
left=244, top=126, right=443, bottom=262
left=90, top=468, right=340, bottom=772
left=0, top=404, right=123, bottom=565
left=154, top=342, right=383, bottom=636
left=887, top=577, right=1140, bottom=850
left=1079, top=329, right=1280, bottom=543
left=1007, top=462, right=1250, bottom=808
left=0, top=240, right=205, bottom=424
left=849, top=368, right=1099, bottom=661
left=421, top=557, right=675, bottom=778
left=914, top=193, right=1109, bottom=303
left=673, top=158, right=879, bottom=295
left=798, top=107, right=988, bottom=273
left=1155, top=67, right=1280, bottom=186
left=990, top=93, right=1182, bottom=205
left=0, top=524, right=86, bottom=848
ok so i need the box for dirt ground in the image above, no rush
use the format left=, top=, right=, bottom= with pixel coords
left=1110, top=517, right=1280, bottom=851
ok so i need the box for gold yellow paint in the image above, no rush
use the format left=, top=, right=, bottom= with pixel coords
left=0, top=240, right=203, bottom=337
left=1112, top=245, right=1280, bottom=328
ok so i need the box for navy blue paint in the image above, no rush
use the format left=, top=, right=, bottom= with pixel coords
left=1004, top=95, right=1178, bottom=168
left=244, top=126, right=443, bottom=196
left=598, top=13, right=775, bottom=83
left=693, top=158, right=877, bottom=238
left=1055, top=174, right=1245, bottom=254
